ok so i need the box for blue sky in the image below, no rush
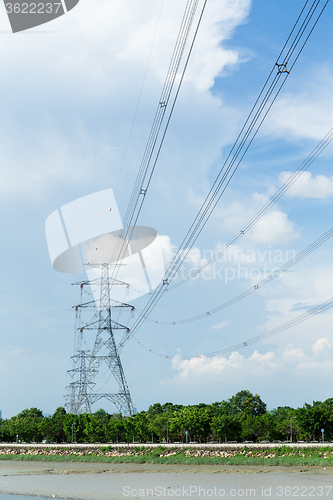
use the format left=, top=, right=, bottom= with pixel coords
left=1, top=0, right=333, bottom=417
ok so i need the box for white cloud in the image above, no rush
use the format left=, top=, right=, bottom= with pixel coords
left=249, top=265, right=333, bottom=360
left=184, top=0, right=251, bottom=91
left=0, top=126, right=97, bottom=198
left=212, top=191, right=299, bottom=247
left=214, top=197, right=261, bottom=233
left=279, top=171, right=333, bottom=199
left=260, top=266, right=333, bottom=321
left=263, top=67, right=333, bottom=141
left=156, top=235, right=176, bottom=266
left=158, top=236, right=208, bottom=271
left=170, top=342, right=333, bottom=383
left=0, top=0, right=252, bottom=199
left=247, top=210, right=299, bottom=245
left=312, top=337, right=333, bottom=356
left=211, top=320, right=231, bottom=330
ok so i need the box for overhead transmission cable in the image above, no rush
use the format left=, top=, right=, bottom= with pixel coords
left=126, top=0, right=208, bottom=234
left=161, top=0, right=330, bottom=282
left=107, top=0, right=207, bottom=289
left=114, top=0, right=165, bottom=194
left=135, top=297, right=333, bottom=360
left=121, top=0, right=330, bottom=348
left=166, top=126, right=333, bottom=290
left=144, top=225, right=333, bottom=325
left=120, top=0, right=204, bottom=241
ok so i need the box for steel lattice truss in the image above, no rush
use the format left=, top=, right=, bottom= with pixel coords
left=65, top=264, right=134, bottom=416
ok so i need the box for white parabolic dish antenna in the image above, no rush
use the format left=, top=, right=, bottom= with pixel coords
left=45, top=188, right=166, bottom=306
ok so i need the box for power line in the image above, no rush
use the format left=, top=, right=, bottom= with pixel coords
left=135, top=297, right=333, bottom=360
left=123, top=0, right=204, bottom=233
left=164, top=0, right=329, bottom=278
left=146, top=225, right=333, bottom=325
left=114, top=0, right=165, bottom=195
left=109, top=0, right=207, bottom=283
left=162, top=0, right=330, bottom=283
left=123, top=0, right=330, bottom=346
left=167, top=127, right=333, bottom=290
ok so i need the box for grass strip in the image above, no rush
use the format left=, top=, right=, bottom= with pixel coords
left=0, top=454, right=333, bottom=466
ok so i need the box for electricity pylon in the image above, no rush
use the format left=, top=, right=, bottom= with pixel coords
left=65, top=264, right=134, bottom=416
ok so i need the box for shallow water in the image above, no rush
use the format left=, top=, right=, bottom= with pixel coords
left=0, top=496, right=57, bottom=500
left=0, top=461, right=333, bottom=499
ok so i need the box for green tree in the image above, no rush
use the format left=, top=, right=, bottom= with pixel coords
left=148, top=413, right=170, bottom=442
left=86, top=409, right=111, bottom=442
left=241, top=414, right=274, bottom=442
left=63, top=413, right=87, bottom=443
left=49, top=407, right=67, bottom=442
left=229, top=390, right=267, bottom=417
left=296, top=399, right=333, bottom=441
left=147, top=403, right=163, bottom=416
left=267, top=406, right=294, bottom=441
left=211, top=413, right=242, bottom=442
left=10, top=408, right=44, bottom=442
left=0, top=418, right=11, bottom=442
left=161, top=402, right=183, bottom=413
left=171, top=406, right=212, bottom=442
left=132, top=412, right=150, bottom=442
left=108, top=414, right=125, bottom=443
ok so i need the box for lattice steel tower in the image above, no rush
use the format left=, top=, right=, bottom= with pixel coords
left=65, top=264, right=134, bottom=416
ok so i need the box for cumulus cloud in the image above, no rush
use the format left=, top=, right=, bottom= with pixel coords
left=0, top=0, right=252, bottom=199
left=158, top=236, right=209, bottom=271
left=213, top=190, right=299, bottom=247
left=312, top=337, right=333, bottom=356
left=184, top=0, right=251, bottom=91
left=171, top=342, right=333, bottom=383
left=279, top=171, right=333, bottom=199
left=263, top=68, right=333, bottom=141
left=158, top=235, right=176, bottom=266
left=247, top=210, right=299, bottom=245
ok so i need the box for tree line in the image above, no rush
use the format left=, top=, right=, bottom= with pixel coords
left=1, top=390, right=332, bottom=444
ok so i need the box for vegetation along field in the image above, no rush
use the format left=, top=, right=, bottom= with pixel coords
left=1, top=391, right=333, bottom=445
